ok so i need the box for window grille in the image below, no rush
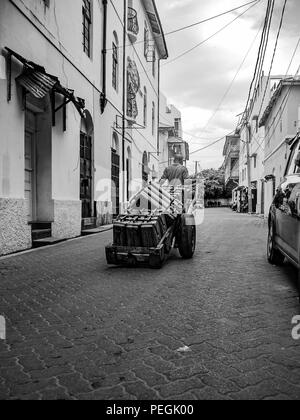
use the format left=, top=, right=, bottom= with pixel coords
left=82, top=0, right=92, bottom=57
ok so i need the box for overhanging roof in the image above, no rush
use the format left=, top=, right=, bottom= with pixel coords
left=5, top=47, right=85, bottom=117
left=142, top=0, right=168, bottom=59
left=259, top=78, right=300, bottom=127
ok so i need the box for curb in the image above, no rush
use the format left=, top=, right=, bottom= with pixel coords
left=0, top=226, right=113, bottom=261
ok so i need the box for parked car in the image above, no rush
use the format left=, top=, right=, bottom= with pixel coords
left=267, top=136, right=300, bottom=296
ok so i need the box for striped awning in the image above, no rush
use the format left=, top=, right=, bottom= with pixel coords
left=16, top=68, right=58, bottom=99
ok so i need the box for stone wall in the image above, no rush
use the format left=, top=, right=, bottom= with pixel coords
left=0, top=198, right=31, bottom=256
left=52, top=200, right=81, bottom=240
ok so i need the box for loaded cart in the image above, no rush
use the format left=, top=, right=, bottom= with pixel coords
left=105, top=181, right=198, bottom=268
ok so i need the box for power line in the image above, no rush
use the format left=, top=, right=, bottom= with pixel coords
left=106, top=0, right=261, bottom=52
left=191, top=17, right=265, bottom=146
left=158, top=18, right=264, bottom=154
left=165, top=0, right=260, bottom=36
left=190, top=131, right=236, bottom=156
left=257, top=0, right=288, bottom=120
left=252, top=61, right=300, bottom=155
left=250, top=0, right=274, bottom=109
left=162, top=1, right=261, bottom=67
left=242, top=0, right=274, bottom=123
left=250, top=33, right=300, bottom=154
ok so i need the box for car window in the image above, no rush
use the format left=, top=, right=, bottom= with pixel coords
left=286, top=140, right=300, bottom=175
left=288, top=184, right=300, bottom=216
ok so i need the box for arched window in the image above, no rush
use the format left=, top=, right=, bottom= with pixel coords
left=112, top=32, right=119, bottom=91
left=142, top=151, right=148, bottom=184
left=143, top=87, right=147, bottom=127
left=152, top=102, right=155, bottom=136
left=112, top=131, right=119, bottom=154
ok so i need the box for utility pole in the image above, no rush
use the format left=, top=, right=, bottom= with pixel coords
left=246, top=123, right=253, bottom=214
left=194, top=161, right=200, bottom=176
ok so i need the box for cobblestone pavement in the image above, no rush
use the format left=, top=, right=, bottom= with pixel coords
left=0, top=208, right=299, bottom=400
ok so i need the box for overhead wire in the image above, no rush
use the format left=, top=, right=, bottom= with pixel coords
left=162, top=1, right=261, bottom=67
left=241, top=0, right=274, bottom=123
left=105, top=0, right=261, bottom=52
left=257, top=0, right=288, bottom=121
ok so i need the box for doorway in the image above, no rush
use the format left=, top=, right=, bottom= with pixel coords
left=25, top=110, right=37, bottom=222
left=80, top=132, right=93, bottom=218
left=111, top=149, right=120, bottom=216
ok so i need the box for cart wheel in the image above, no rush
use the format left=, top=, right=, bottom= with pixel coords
left=178, top=214, right=196, bottom=259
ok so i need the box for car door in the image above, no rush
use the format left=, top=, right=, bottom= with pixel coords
left=289, top=182, right=300, bottom=265
left=275, top=177, right=300, bottom=263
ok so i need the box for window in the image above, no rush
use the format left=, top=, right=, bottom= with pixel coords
left=152, top=102, right=155, bottom=136
left=152, top=51, right=156, bottom=78
left=112, top=33, right=119, bottom=91
left=144, top=24, right=149, bottom=58
left=82, top=0, right=92, bottom=57
left=286, top=140, right=300, bottom=176
left=231, top=158, right=238, bottom=172
left=143, top=87, right=147, bottom=127
left=174, top=118, right=180, bottom=137
left=253, top=155, right=257, bottom=169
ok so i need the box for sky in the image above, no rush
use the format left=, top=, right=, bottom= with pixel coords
left=156, top=0, right=300, bottom=172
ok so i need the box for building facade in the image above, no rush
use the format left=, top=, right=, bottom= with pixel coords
left=259, top=78, right=300, bottom=215
left=238, top=75, right=283, bottom=214
left=0, top=0, right=168, bottom=256
left=158, top=93, right=189, bottom=178
left=234, top=74, right=300, bottom=216
left=223, top=134, right=240, bottom=195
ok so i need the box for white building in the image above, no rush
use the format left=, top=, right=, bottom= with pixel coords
left=238, top=74, right=283, bottom=214
left=259, top=77, right=300, bottom=215
left=158, top=93, right=189, bottom=178
left=0, top=0, right=168, bottom=256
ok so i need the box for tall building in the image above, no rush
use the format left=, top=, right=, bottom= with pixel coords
left=0, top=0, right=168, bottom=256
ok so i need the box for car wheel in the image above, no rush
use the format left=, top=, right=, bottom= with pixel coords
left=298, top=250, right=300, bottom=303
left=297, top=268, right=300, bottom=304
left=267, top=223, right=285, bottom=265
left=178, top=214, right=196, bottom=259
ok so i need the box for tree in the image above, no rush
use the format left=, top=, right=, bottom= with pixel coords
left=200, top=168, right=226, bottom=200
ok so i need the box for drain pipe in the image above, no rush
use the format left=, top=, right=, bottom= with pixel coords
left=157, top=57, right=161, bottom=157
left=100, top=0, right=108, bottom=114
left=122, top=0, right=127, bottom=207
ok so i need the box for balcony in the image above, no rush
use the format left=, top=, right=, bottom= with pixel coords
left=127, top=7, right=139, bottom=43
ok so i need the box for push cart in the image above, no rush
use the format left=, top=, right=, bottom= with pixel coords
left=105, top=181, right=199, bottom=268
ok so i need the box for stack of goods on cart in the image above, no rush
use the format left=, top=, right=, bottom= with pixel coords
left=113, top=183, right=182, bottom=249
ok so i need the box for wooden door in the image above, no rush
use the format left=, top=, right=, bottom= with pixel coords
left=25, top=111, right=36, bottom=221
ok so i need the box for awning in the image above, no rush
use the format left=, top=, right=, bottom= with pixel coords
left=16, top=68, right=58, bottom=99
left=5, top=47, right=85, bottom=117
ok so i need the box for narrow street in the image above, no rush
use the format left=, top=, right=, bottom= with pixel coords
left=0, top=208, right=299, bottom=400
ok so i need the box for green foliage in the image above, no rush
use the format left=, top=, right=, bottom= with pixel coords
left=200, top=168, right=227, bottom=199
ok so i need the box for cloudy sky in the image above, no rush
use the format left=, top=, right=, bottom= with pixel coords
left=156, top=0, right=300, bottom=172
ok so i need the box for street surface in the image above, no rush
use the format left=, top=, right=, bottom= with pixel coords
left=0, top=208, right=299, bottom=400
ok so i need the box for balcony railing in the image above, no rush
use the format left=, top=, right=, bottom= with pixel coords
left=128, top=7, right=139, bottom=39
